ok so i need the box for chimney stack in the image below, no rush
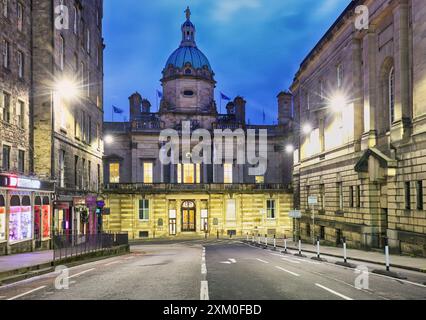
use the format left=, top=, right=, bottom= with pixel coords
left=129, top=92, right=142, bottom=121
left=234, top=96, right=246, bottom=125
left=277, top=91, right=293, bottom=126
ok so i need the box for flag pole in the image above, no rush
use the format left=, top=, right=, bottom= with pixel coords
left=112, top=107, right=114, bottom=122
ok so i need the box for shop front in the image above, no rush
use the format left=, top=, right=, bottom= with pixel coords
left=0, top=174, right=54, bottom=256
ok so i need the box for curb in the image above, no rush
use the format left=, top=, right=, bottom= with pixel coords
left=243, top=241, right=426, bottom=274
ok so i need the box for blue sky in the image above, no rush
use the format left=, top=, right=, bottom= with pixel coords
left=103, top=0, right=351, bottom=124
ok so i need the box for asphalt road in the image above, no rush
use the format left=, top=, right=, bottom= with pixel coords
left=0, top=239, right=425, bottom=300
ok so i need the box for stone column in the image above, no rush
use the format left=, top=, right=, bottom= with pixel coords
left=362, top=25, right=378, bottom=150
left=392, top=0, right=412, bottom=141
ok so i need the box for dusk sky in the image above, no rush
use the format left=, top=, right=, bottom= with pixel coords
left=103, top=0, right=351, bottom=124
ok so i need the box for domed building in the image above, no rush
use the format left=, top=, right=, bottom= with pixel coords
left=103, top=8, right=294, bottom=240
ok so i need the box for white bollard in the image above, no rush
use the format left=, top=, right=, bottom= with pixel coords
left=284, top=237, right=287, bottom=253
left=298, top=239, right=302, bottom=255
left=316, top=238, right=320, bottom=259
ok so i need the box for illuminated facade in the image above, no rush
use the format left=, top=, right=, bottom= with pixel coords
left=32, top=0, right=105, bottom=237
left=103, top=9, right=294, bottom=239
left=291, top=0, right=426, bottom=256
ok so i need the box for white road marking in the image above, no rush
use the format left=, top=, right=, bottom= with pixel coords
left=256, top=259, right=269, bottom=264
left=68, top=268, right=96, bottom=279
left=105, top=261, right=121, bottom=266
left=293, top=258, right=320, bottom=265
left=200, top=281, right=209, bottom=300
left=201, top=263, right=207, bottom=275
left=281, top=257, right=301, bottom=264
left=315, top=283, right=353, bottom=300
left=124, top=256, right=135, bottom=260
left=220, top=261, right=232, bottom=264
left=229, top=259, right=237, bottom=264
left=7, top=286, right=47, bottom=300
left=276, top=266, right=300, bottom=277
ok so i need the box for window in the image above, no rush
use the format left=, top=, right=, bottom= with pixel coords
left=143, top=162, right=153, bottom=183
left=3, top=40, right=10, bottom=69
left=139, top=199, right=149, bottom=220
left=183, top=163, right=194, bottom=183
left=405, top=182, right=411, bottom=210
left=320, top=226, right=325, bottom=240
left=2, top=145, right=10, bottom=170
left=88, top=161, right=91, bottom=190
left=337, top=64, right=343, bottom=88
left=2, top=92, right=10, bottom=123
left=17, top=51, right=24, bottom=78
left=255, top=176, right=265, bottom=184
left=2, top=0, right=8, bottom=18
left=18, top=150, right=24, bottom=173
left=97, top=164, right=101, bottom=192
left=267, top=200, right=276, bottom=219
left=416, top=181, right=423, bottom=211
left=183, top=90, right=194, bottom=97
left=86, top=29, right=91, bottom=54
left=306, top=185, right=310, bottom=207
left=109, top=163, right=120, bottom=183
left=59, top=150, right=65, bottom=188
left=349, top=186, right=354, bottom=208
left=226, top=199, right=236, bottom=222
left=17, top=2, right=23, bottom=31
left=224, top=163, right=233, bottom=184
left=389, top=67, right=395, bottom=125
left=196, top=163, right=201, bottom=184
left=319, top=184, right=325, bottom=210
left=73, top=6, right=78, bottom=35
left=356, top=185, right=361, bottom=208
left=59, top=36, right=65, bottom=71
left=96, top=123, right=101, bottom=149
left=337, top=182, right=343, bottom=210
left=87, top=116, right=92, bottom=144
left=82, top=158, right=86, bottom=190
left=74, top=156, right=79, bottom=188
left=17, top=100, right=24, bottom=128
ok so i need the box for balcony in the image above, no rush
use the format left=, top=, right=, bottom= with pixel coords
left=103, top=183, right=292, bottom=194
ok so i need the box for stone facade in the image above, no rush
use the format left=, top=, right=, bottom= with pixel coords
left=103, top=9, right=294, bottom=239
left=291, top=0, right=426, bottom=256
left=32, top=0, right=104, bottom=235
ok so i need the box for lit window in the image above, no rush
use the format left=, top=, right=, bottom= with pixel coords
left=183, top=164, right=195, bottom=184
left=109, top=163, right=120, bottom=183
left=255, top=176, right=265, bottom=184
left=267, top=200, right=276, bottom=219
left=224, top=163, right=233, bottom=184
left=196, top=163, right=201, bottom=184
left=389, top=67, right=395, bottom=125
left=139, top=199, right=149, bottom=220
left=143, top=162, right=153, bottom=184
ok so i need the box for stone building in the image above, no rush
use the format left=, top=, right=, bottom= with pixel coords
left=103, top=8, right=294, bottom=239
left=291, top=0, right=426, bottom=256
left=32, top=0, right=105, bottom=237
left=0, top=0, right=104, bottom=256
left=0, top=0, right=54, bottom=255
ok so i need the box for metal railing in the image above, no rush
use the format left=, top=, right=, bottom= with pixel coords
left=52, top=232, right=128, bottom=262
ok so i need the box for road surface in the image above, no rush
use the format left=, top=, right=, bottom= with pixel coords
left=0, top=239, right=425, bottom=300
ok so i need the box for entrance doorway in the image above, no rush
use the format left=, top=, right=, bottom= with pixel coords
left=181, top=201, right=196, bottom=232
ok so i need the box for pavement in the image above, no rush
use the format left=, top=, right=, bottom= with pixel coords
left=0, top=239, right=424, bottom=300
left=0, top=251, right=53, bottom=274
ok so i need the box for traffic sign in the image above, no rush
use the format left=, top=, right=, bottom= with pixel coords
left=289, top=210, right=302, bottom=219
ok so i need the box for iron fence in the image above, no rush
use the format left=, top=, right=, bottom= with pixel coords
left=52, top=232, right=128, bottom=262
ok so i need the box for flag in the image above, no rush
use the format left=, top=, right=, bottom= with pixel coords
left=113, top=106, right=124, bottom=114
left=263, top=110, right=266, bottom=123
left=220, top=92, right=231, bottom=101
left=157, top=90, right=163, bottom=99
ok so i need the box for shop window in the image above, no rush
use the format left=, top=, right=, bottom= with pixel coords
left=267, top=200, right=276, bottom=219
left=42, top=197, right=50, bottom=239
left=9, top=195, right=32, bottom=242
left=143, top=162, right=153, bottom=184
left=109, top=162, right=120, bottom=183
left=224, top=163, right=233, bottom=184
left=34, top=197, right=41, bottom=241
left=139, top=199, right=149, bottom=220
left=0, top=195, right=5, bottom=241
left=139, top=231, right=149, bottom=238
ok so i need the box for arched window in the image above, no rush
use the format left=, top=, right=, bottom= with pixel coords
left=389, top=67, right=395, bottom=125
